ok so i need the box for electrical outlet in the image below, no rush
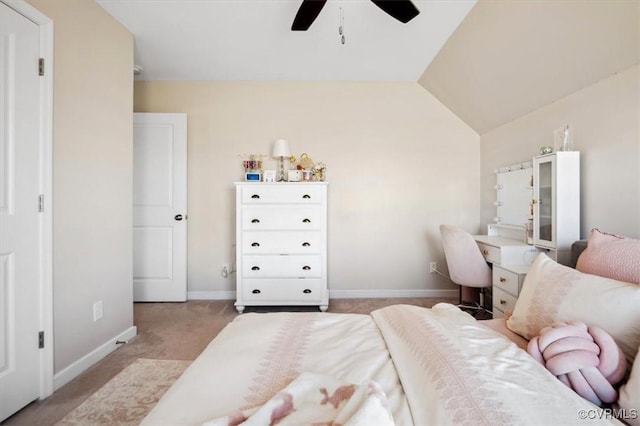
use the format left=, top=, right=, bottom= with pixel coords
left=221, top=264, right=230, bottom=278
left=429, top=262, right=437, bottom=273
left=93, top=301, right=103, bottom=321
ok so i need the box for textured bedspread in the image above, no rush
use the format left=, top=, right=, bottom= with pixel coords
left=372, top=303, right=623, bottom=425
left=143, top=304, right=623, bottom=425
left=142, top=311, right=411, bottom=425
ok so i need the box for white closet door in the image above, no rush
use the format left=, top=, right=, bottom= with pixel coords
left=133, top=113, right=187, bottom=302
left=0, top=3, right=42, bottom=421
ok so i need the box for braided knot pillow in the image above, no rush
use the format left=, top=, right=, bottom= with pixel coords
left=527, top=321, right=627, bottom=406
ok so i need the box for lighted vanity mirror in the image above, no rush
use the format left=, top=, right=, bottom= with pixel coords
left=495, top=163, right=533, bottom=228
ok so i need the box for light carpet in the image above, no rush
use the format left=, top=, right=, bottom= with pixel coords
left=56, top=358, right=190, bottom=426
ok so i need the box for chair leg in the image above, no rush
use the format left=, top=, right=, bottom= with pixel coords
left=456, top=287, right=492, bottom=318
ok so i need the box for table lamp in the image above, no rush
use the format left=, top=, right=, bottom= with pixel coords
left=271, top=139, right=291, bottom=182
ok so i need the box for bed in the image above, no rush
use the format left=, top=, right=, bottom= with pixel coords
left=142, top=229, right=639, bottom=425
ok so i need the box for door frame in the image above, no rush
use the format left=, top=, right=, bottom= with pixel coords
left=2, top=0, right=54, bottom=399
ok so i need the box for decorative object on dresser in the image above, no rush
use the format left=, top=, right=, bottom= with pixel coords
left=271, top=139, right=291, bottom=182
left=241, top=153, right=266, bottom=182
left=263, top=170, right=276, bottom=182
left=234, top=182, right=329, bottom=313
left=532, top=151, right=580, bottom=265
left=439, top=224, right=492, bottom=317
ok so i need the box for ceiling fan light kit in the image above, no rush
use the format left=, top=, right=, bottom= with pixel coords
left=291, top=0, right=420, bottom=32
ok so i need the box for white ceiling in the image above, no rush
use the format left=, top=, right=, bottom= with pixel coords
left=96, top=0, right=476, bottom=81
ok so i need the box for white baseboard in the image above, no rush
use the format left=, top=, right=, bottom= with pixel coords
left=329, top=289, right=458, bottom=299
left=53, top=326, right=137, bottom=391
left=187, top=291, right=235, bottom=300
left=187, top=289, right=457, bottom=300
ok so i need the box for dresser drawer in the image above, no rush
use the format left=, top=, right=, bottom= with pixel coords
left=242, top=279, right=324, bottom=303
left=241, top=185, right=322, bottom=204
left=477, top=242, right=500, bottom=264
left=242, top=255, right=322, bottom=278
left=493, top=265, right=521, bottom=297
left=242, top=231, right=322, bottom=254
left=492, top=286, right=517, bottom=314
left=242, top=207, right=322, bottom=230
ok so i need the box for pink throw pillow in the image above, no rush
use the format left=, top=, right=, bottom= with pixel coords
left=527, top=321, right=627, bottom=406
left=576, top=229, right=640, bottom=285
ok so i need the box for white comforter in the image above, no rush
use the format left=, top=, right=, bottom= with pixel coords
left=142, top=303, right=622, bottom=425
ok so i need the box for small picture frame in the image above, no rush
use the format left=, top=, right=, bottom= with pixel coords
left=263, top=170, right=276, bottom=182
left=287, top=170, right=301, bottom=182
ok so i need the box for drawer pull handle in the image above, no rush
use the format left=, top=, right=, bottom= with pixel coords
left=303, top=289, right=312, bottom=294
left=302, top=265, right=311, bottom=270
left=302, top=218, right=311, bottom=223
left=251, top=219, right=260, bottom=224
left=252, top=289, right=261, bottom=294
left=302, top=194, right=311, bottom=199
left=499, top=299, right=507, bottom=305
left=251, top=194, right=260, bottom=199
left=499, top=277, right=507, bottom=283
left=251, top=242, right=260, bottom=247
left=251, top=266, right=260, bottom=271
left=483, top=250, right=489, bottom=255
left=302, top=242, right=311, bottom=247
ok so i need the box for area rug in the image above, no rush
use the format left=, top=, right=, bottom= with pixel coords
left=56, top=358, right=190, bottom=425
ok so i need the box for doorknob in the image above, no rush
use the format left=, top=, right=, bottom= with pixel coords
left=174, top=214, right=184, bottom=221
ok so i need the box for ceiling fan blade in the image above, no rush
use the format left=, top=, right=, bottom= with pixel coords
left=292, top=0, right=328, bottom=31
left=370, top=0, right=420, bottom=23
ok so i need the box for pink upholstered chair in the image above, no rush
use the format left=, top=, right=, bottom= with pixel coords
left=439, top=224, right=492, bottom=316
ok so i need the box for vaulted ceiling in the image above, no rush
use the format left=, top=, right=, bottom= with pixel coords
left=97, top=0, right=639, bottom=134
left=419, top=0, right=640, bottom=134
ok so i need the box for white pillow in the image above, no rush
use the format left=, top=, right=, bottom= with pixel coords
left=506, top=253, right=640, bottom=365
left=617, top=346, right=640, bottom=425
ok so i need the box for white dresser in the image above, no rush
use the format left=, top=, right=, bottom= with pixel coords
left=234, top=182, right=328, bottom=313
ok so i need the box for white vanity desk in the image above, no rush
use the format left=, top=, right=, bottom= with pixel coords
left=473, top=227, right=540, bottom=319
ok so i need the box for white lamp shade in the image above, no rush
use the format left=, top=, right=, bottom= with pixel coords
left=271, top=139, right=291, bottom=158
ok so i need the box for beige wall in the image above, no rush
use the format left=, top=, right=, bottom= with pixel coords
left=134, top=82, right=480, bottom=297
left=481, top=65, right=640, bottom=239
left=27, top=0, right=134, bottom=373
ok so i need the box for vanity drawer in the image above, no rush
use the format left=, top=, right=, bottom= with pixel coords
left=492, top=286, right=517, bottom=314
left=493, top=265, right=521, bottom=297
left=477, top=242, right=500, bottom=264
left=241, top=185, right=322, bottom=204
left=492, top=308, right=505, bottom=319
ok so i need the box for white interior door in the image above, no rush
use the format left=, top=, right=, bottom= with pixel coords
left=0, top=3, right=42, bottom=421
left=133, top=113, right=187, bottom=302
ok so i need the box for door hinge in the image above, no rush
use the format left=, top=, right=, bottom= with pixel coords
left=38, top=331, right=45, bottom=349
left=38, top=194, right=44, bottom=212
left=39, top=58, right=45, bottom=76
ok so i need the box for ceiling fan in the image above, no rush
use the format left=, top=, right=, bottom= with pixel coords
left=291, top=0, right=420, bottom=31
